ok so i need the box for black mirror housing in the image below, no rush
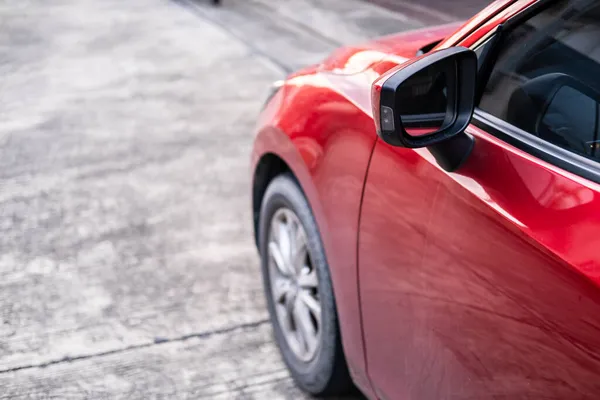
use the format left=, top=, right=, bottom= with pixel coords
left=372, top=47, right=477, bottom=148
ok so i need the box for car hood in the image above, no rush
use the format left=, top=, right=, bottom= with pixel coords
left=315, top=22, right=464, bottom=76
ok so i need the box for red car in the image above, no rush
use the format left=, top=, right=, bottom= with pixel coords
left=251, top=0, right=600, bottom=398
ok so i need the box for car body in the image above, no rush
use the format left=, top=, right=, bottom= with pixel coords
left=251, top=0, right=600, bottom=398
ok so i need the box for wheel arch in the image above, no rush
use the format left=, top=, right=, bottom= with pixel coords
left=252, top=152, right=296, bottom=247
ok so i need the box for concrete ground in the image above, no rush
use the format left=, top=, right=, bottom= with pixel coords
left=367, top=0, right=492, bottom=24
left=0, top=0, right=429, bottom=398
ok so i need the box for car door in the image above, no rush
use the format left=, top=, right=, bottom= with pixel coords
left=358, top=1, right=600, bottom=399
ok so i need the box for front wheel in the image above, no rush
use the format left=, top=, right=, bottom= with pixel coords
left=258, top=174, right=353, bottom=396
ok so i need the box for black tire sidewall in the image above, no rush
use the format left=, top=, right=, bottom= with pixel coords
left=258, top=174, right=339, bottom=394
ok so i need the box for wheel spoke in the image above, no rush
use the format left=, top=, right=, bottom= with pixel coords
left=298, top=268, right=318, bottom=288
left=278, top=217, right=293, bottom=266
left=293, top=298, right=318, bottom=352
left=286, top=289, right=296, bottom=309
left=271, top=277, right=290, bottom=303
left=270, top=218, right=281, bottom=243
left=299, top=291, right=321, bottom=322
left=292, top=225, right=308, bottom=273
left=284, top=290, right=297, bottom=329
left=269, top=241, right=291, bottom=277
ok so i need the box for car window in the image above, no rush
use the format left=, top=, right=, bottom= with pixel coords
left=479, top=0, right=600, bottom=161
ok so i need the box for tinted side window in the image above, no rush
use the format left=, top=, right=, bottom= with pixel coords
left=479, top=0, right=600, bottom=161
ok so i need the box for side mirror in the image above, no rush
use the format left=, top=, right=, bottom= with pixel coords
left=372, top=47, right=477, bottom=148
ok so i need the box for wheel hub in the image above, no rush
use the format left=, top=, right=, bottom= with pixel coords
left=267, top=208, right=322, bottom=362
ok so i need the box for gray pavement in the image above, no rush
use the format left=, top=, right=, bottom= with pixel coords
left=367, top=0, right=492, bottom=24
left=0, top=0, right=422, bottom=398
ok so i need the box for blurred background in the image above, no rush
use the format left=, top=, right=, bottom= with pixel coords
left=0, top=0, right=489, bottom=398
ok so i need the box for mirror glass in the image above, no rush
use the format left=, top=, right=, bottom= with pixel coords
left=396, top=61, right=454, bottom=137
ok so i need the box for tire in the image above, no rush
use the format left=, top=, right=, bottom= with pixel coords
left=258, top=173, right=354, bottom=397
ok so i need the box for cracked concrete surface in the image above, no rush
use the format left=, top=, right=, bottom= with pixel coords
left=0, top=0, right=421, bottom=398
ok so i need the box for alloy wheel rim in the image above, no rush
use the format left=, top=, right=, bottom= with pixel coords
left=267, top=207, right=322, bottom=362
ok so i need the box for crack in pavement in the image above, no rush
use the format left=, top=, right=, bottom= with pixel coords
left=0, top=318, right=270, bottom=375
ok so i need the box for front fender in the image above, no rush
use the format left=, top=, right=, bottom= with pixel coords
left=251, top=73, right=380, bottom=397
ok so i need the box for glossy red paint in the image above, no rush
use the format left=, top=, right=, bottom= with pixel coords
left=422, top=125, right=600, bottom=397
left=252, top=0, right=600, bottom=398
left=252, top=23, right=461, bottom=396
left=359, top=128, right=600, bottom=399
left=253, top=74, right=380, bottom=396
